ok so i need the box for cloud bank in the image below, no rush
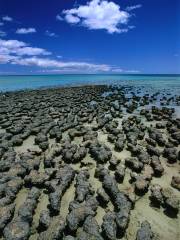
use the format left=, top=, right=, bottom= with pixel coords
left=16, top=28, right=36, bottom=34
left=0, top=38, right=139, bottom=73
left=0, top=38, right=111, bottom=72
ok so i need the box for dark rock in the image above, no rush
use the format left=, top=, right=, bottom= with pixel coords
left=151, top=156, right=164, bottom=176
left=146, top=138, right=156, bottom=147
left=3, top=219, right=30, bottom=240
left=150, top=184, right=163, bottom=206
left=89, top=143, right=112, bottom=163
left=162, top=188, right=179, bottom=215
left=5, top=177, right=23, bottom=201
left=39, top=210, right=50, bottom=230
left=102, top=211, right=117, bottom=240
left=24, top=170, right=49, bottom=187
left=0, top=204, right=15, bottom=232
left=77, top=216, right=103, bottom=240
left=101, top=173, right=132, bottom=233
left=171, top=176, right=180, bottom=191
left=73, top=147, right=87, bottom=162
left=125, top=157, right=143, bottom=172
left=147, top=145, right=161, bottom=157
left=135, top=178, right=149, bottom=195
left=35, top=134, right=48, bottom=145
left=109, top=157, right=119, bottom=170
left=49, top=165, right=75, bottom=213
left=115, top=164, right=126, bottom=182
left=97, top=188, right=110, bottom=205
left=114, top=139, right=124, bottom=152
left=66, top=202, right=95, bottom=231
left=38, top=216, right=65, bottom=240
left=75, top=170, right=93, bottom=202
left=163, top=147, right=177, bottom=163
left=136, top=221, right=154, bottom=240
left=138, top=152, right=151, bottom=164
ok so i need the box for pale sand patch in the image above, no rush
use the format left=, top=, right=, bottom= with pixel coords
left=60, top=180, right=75, bottom=219
left=30, top=192, right=49, bottom=238
left=29, top=233, right=38, bottom=240
left=38, top=156, right=45, bottom=173
left=89, top=167, right=102, bottom=191
left=14, top=135, right=40, bottom=153
left=0, top=128, right=6, bottom=134
left=73, top=136, right=83, bottom=145
left=48, top=138, right=56, bottom=147
left=95, top=206, right=106, bottom=227
left=126, top=191, right=180, bottom=240
left=14, top=188, right=29, bottom=218
left=83, top=117, right=97, bottom=128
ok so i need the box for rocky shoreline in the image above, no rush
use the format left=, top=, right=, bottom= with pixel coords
left=0, top=85, right=179, bottom=240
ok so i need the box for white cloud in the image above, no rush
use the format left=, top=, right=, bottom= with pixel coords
left=0, top=39, right=26, bottom=48
left=0, top=39, right=51, bottom=56
left=45, top=30, right=58, bottom=37
left=12, top=57, right=111, bottom=72
left=0, top=38, right=111, bottom=72
left=13, top=47, right=51, bottom=56
left=0, top=31, right=6, bottom=37
left=38, top=68, right=98, bottom=73
left=65, top=14, right=80, bottom=24
left=0, top=38, right=137, bottom=73
left=124, top=70, right=140, bottom=73
left=56, top=15, right=63, bottom=21
left=0, top=22, right=4, bottom=26
left=111, top=68, right=123, bottom=73
left=0, top=54, right=17, bottom=64
left=126, top=4, right=142, bottom=12
left=128, top=25, right=135, bottom=29
left=16, top=28, right=36, bottom=34
left=2, top=16, right=13, bottom=22
left=61, top=0, right=131, bottom=34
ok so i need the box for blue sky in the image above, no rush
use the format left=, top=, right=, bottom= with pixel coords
left=0, top=0, right=179, bottom=74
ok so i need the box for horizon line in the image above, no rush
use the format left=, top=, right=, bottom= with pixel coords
left=0, top=73, right=180, bottom=76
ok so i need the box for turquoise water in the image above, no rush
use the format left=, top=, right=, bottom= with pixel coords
left=0, top=74, right=180, bottom=93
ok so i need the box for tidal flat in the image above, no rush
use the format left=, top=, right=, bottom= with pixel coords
left=0, top=85, right=179, bottom=240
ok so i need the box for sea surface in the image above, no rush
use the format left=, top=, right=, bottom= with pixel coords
left=0, top=74, right=180, bottom=93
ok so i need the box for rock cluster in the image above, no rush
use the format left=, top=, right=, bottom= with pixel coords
left=0, top=85, right=179, bottom=239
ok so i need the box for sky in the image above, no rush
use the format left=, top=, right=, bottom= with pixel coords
left=0, top=0, right=179, bottom=74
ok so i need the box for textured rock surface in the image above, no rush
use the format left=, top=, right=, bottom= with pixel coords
left=0, top=85, right=179, bottom=240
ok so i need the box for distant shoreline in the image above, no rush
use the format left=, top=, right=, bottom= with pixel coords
left=0, top=73, right=180, bottom=77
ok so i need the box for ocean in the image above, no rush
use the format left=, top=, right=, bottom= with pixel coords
left=0, top=74, right=180, bottom=93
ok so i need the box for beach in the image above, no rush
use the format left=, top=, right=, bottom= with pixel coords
left=0, top=84, right=180, bottom=240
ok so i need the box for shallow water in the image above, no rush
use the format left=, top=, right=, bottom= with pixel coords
left=0, top=74, right=180, bottom=93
